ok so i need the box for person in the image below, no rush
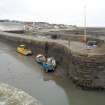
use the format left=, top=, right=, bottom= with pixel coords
left=45, top=42, right=48, bottom=58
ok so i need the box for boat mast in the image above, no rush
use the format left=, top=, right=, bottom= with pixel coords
left=84, top=5, right=87, bottom=43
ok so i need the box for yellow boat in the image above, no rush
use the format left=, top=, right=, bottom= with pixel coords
left=17, top=45, right=32, bottom=55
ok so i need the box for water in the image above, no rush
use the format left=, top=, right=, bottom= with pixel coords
left=0, top=22, right=24, bottom=31
left=0, top=40, right=105, bottom=105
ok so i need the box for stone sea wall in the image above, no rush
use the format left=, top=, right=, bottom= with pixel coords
left=0, top=32, right=105, bottom=90
left=70, top=54, right=105, bottom=90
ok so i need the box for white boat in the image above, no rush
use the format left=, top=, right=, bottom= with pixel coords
left=47, top=57, right=56, bottom=68
left=35, top=54, right=46, bottom=64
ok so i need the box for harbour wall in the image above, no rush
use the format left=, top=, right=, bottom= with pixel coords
left=0, top=31, right=105, bottom=90
left=71, top=54, right=105, bottom=90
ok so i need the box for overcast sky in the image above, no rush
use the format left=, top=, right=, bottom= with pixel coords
left=0, top=0, right=104, bottom=26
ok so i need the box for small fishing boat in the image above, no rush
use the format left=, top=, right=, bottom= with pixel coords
left=35, top=54, right=56, bottom=72
left=42, top=57, right=56, bottom=72
left=17, top=45, right=32, bottom=55
left=35, top=54, right=46, bottom=64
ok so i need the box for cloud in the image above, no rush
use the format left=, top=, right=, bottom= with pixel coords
left=0, top=0, right=105, bottom=26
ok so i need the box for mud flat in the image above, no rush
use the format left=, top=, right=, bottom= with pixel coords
left=0, top=31, right=105, bottom=90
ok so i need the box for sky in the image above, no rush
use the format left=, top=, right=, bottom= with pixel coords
left=0, top=0, right=105, bottom=27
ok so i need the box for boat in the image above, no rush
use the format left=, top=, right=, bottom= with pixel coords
left=42, top=57, right=56, bottom=72
left=86, top=40, right=97, bottom=49
left=47, top=57, right=56, bottom=68
left=17, top=45, right=32, bottom=55
left=35, top=54, right=46, bottom=64
left=36, top=54, right=56, bottom=72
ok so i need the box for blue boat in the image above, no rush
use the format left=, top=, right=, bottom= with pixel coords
left=42, top=57, right=56, bottom=72
left=42, top=62, right=54, bottom=72
left=36, top=55, right=56, bottom=72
